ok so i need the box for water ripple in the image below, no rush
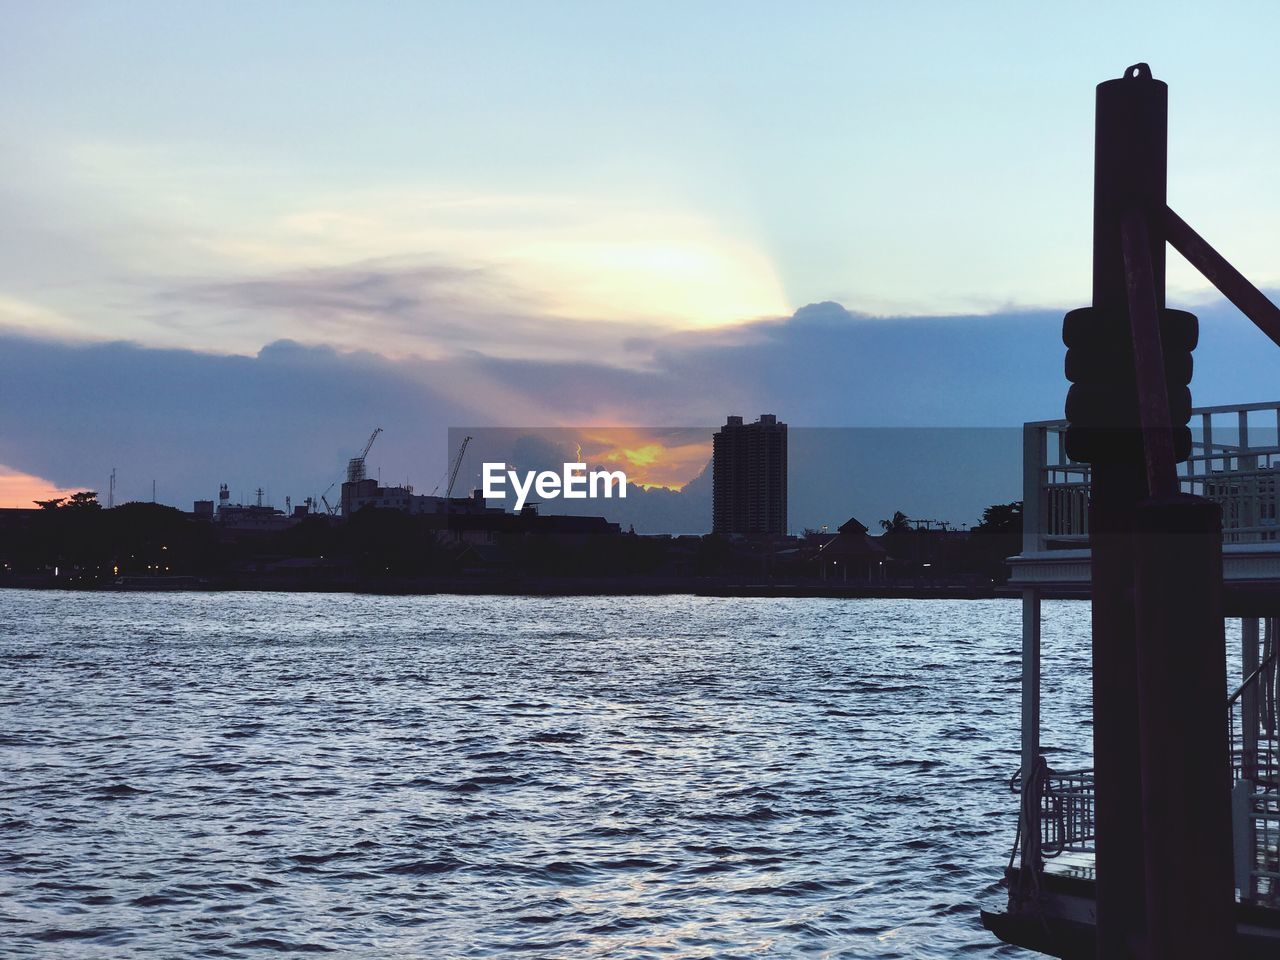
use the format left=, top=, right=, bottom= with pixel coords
left=0, top=591, right=1095, bottom=958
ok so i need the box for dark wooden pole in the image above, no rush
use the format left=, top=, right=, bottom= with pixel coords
left=1089, top=63, right=1166, bottom=960
left=1121, top=210, right=1177, bottom=498
left=1132, top=497, right=1235, bottom=958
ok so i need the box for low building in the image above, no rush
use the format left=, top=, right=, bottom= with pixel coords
left=207, top=483, right=299, bottom=535
left=815, top=517, right=887, bottom=581
left=341, top=479, right=505, bottom=520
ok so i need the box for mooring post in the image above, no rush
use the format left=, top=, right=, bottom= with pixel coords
left=1088, top=64, right=1166, bottom=959
left=1054, top=59, right=1280, bottom=959
left=1075, top=63, right=1236, bottom=959
left=1132, top=498, right=1234, bottom=958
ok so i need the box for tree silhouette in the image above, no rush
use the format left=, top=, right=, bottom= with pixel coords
left=32, top=491, right=100, bottom=510
left=973, top=501, right=1022, bottom=535
left=879, top=510, right=911, bottom=534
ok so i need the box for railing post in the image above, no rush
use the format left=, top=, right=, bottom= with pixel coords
left=1023, top=423, right=1047, bottom=556
left=1019, top=587, right=1043, bottom=881
left=1244, top=617, right=1261, bottom=782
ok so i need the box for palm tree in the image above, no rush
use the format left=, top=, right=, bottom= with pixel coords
left=880, top=510, right=911, bottom=534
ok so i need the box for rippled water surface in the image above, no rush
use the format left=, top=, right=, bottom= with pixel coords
left=1, top=591, right=1095, bottom=958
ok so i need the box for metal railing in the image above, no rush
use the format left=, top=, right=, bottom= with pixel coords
left=1024, top=401, right=1280, bottom=550
left=1020, top=616, right=1280, bottom=905
left=1249, top=793, right=1280, bottom=902
left=1037, top=769, right=1095, bottom=858
left=1230, top=616, right=1280, bottom=904
left=1027, top=774, right=1279, bottom=905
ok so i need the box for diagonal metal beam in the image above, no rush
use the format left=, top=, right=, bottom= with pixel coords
left=1164, top=205, right=1280, bottom=349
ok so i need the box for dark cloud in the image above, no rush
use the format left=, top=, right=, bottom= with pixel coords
left=0, top=336, right=473, bottom=508
left=158, top=258, right=660, bottom=361
left=3, top=295, right=1278, bottom=523
left=166, top=261, right=492, bottom=343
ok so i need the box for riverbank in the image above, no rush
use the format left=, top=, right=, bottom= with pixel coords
left=0, top=573, right=1060, bottom=599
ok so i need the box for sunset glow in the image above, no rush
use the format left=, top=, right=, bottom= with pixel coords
left=577, top=430, right=712, bottom=491
left=0, top=465, right=85, bottom=509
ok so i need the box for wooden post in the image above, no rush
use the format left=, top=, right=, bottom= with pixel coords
left=1090, top=63, right=1236, bottom=959
left=1132, top=497, right=1235, bottom=958
left=1089, top=64, right=1166, bottom=959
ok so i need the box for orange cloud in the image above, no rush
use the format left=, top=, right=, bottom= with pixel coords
left=575, top=428, right=711, bottom=490
left=0, top=465, right=87, bottom=508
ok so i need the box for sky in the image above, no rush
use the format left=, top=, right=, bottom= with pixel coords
left=3, top=2, right=1280, bottom=521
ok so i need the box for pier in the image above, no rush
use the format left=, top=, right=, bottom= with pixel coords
left=984, top=62, right=1280, bottom=959
left=984, top=402, right=1280, bottom=956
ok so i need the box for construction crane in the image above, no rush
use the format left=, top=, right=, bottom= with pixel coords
left=320, top=482, right=337, bottom=516
left=446, top=435, right=473, bottom=498
left=432, top=435, right=474, bottom=496
left=346, top=427, right=383, bottom=483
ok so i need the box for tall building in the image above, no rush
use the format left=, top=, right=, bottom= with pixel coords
left=712, top=413, right=788, bottom=536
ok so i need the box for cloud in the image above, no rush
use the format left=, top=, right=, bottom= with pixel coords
left=0, top=140, right=789, bottom=359
left=0, top=336, right=473, bottom=510
left=159, top=257, right=661, bottom=363
left=0, top=465, right=89, bottom=509
left=3, top=294, right=1279, bottom=524
left=0, top=295, right=96, bottom=342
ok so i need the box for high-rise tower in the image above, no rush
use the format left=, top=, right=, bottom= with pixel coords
left=712, top=413, right=787, bottom=536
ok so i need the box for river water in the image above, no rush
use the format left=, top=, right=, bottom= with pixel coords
left=0, top=591, right=1094, bottom=958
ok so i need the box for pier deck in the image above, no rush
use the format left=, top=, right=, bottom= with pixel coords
left=990, top=403, right=1280, bottom=956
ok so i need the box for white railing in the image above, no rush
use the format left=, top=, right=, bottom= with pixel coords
left=1023, top=401, right=1280, bottom=551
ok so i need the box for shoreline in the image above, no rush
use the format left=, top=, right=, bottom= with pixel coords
left=0, top=577, right=1084, bottom=600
